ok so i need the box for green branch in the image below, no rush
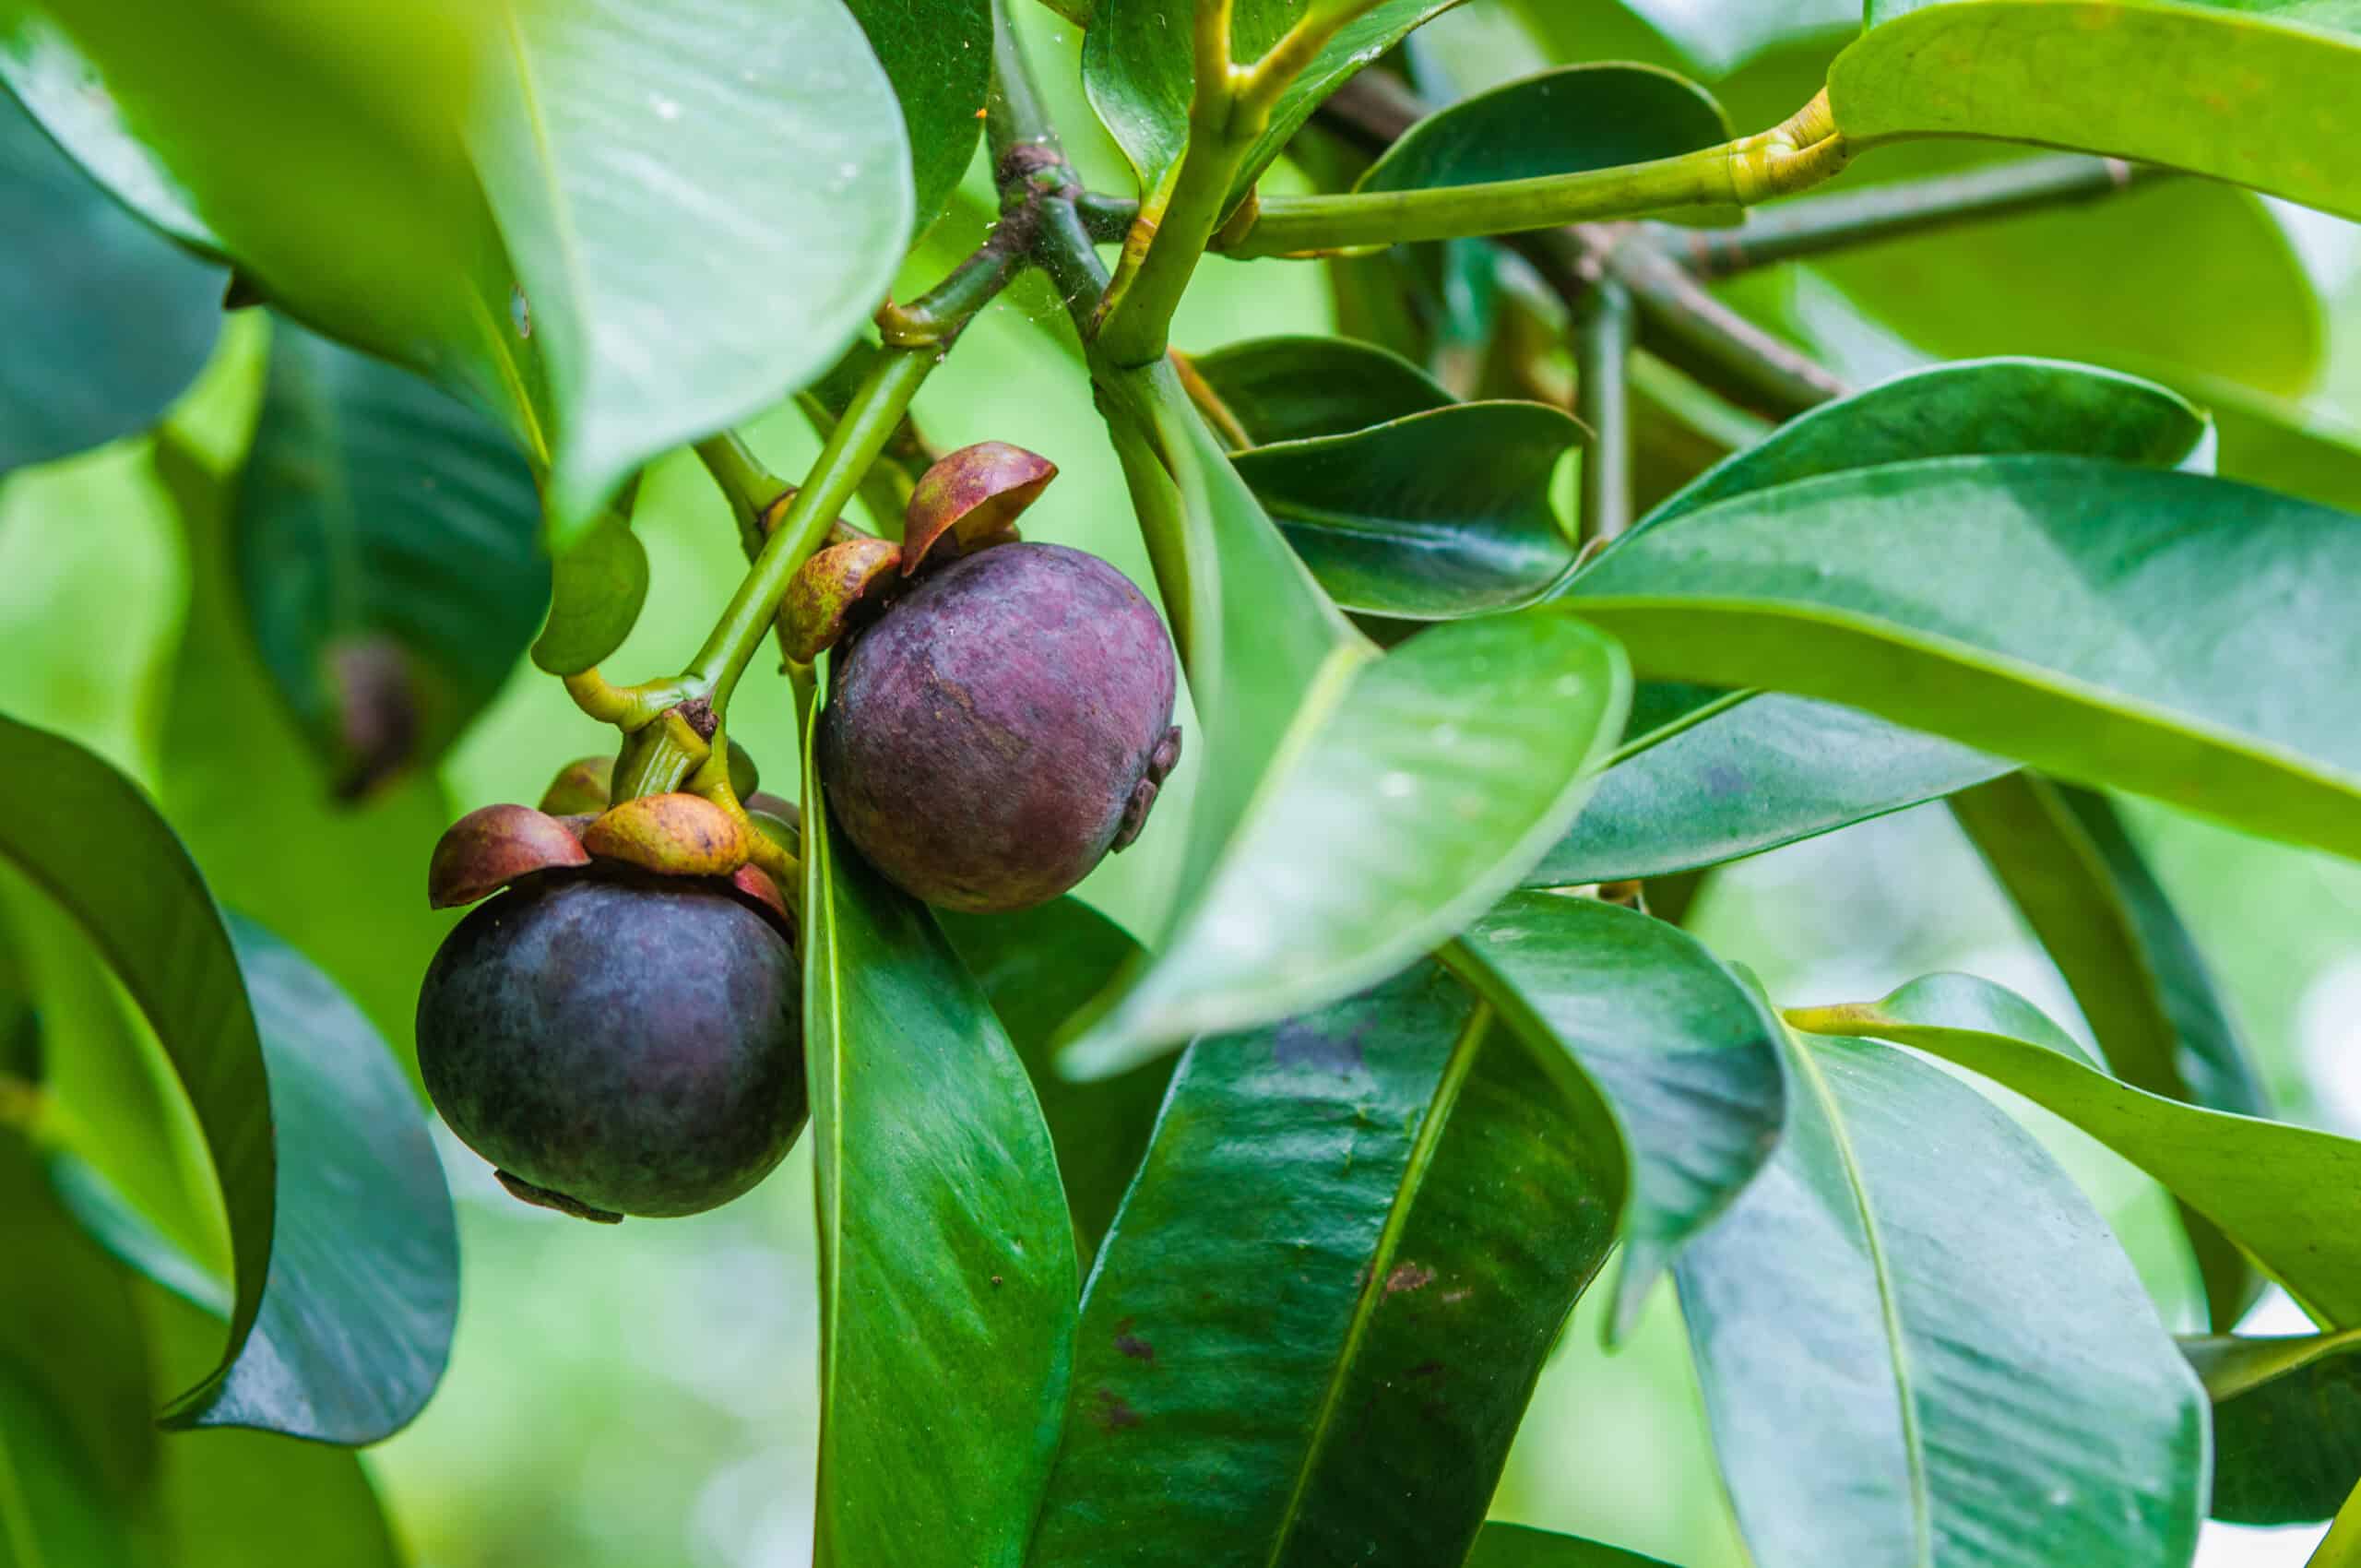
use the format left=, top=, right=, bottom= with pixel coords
left=1572, top=278, right=1635, bottom=543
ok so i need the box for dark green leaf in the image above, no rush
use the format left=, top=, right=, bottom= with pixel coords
left=157, top=421, right=454, bottom=1076
left=1029, top=961, right=1622, bottom=1567
left=1833, top=1, right=2361, bottom=219
left=1566, top=457, right=2361, bottom=861
left=1083, top=0, right=1461, bottom=202
left=1532, top=688, right=2005, bottom=885
left=1677, top=1028, right=2205, bottom=1568
left=0, top=86, right=219, bottom=472
left=0, top=713, right=455, bottom=1442
left=1788, top=973, right=2361, bottom=1326
left=1634, top=357, right=2209, bottom=536
left=1068, top=365, right=1627, bottom=1076
left=1951, top=773, right=2271, bottom=1328
left=472, top=0, right=918, bottom=536
left=1466, top=1523, right=1680, bottom=1567
left=1234, top=400, right=1583, bottom=618
left=801, top=690, right=1077, bottom=1567
left=1451, top=893, right=1784, bottom=1336
left=1360, top=63, right=1737, bottom=226
left=1188, top=334, right=1452, bottom=445
left=939, top=898, right=1173, bottom=1261
left=240, top=317, right=546, bottom=777
left=530, top=506, right=647, bottom=676
left=842, top=0, right=990, bottom=230
left=2182, top=1328, right=2361, bottom=1525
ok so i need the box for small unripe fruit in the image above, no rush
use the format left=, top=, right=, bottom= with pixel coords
left=417, top=873, right=804, bottom=1220
left=818, top=541, right=1180, bottom=913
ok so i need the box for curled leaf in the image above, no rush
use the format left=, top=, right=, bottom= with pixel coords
left=537, top=755, right=614, bottom=815
left=903, top=441, right=1055, bottom=575
left=426, top=803, right=590, bottom=909
left=781, top=537, right=904, bottom=661
left=581, top=792, right=750, bottom=877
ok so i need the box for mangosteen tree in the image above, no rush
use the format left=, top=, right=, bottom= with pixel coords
left=7, top=2, right=2361, bottom=1566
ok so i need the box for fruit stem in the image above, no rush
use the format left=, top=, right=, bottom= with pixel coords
left=611, top=707, right=712, bottom=803
left=693, top=431, right=792, bottom=545
left=683, top=346, right=936, bottom=719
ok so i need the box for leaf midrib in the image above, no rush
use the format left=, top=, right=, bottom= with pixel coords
left=1785, top=1028, right=1932, bottom=1568
left=1262, top=999, right=1492, bottom=1567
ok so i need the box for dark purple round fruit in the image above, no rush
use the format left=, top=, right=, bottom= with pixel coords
left=818, top=541, right=1180, bottom=914
left=416, top=873, right=804, bottom=1220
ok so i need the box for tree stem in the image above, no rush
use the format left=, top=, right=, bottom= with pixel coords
left=1666, top=154, right=2155, bottom=279
left=694, top=431, right=791, bottom=546
left=1573, top=278, right=1635, bottom=543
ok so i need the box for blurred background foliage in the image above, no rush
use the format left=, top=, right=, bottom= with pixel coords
left=6, top=1, right=2361, bottom=1564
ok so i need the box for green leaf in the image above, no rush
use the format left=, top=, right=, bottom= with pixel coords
left=1083, top=0, right=1463, bottom=202
left=1232, top=401, right=1584, bottom=618
left=1188, top=334, right=1452, bottom=445
left=1634, top=357, right=2210, bottom=537
left=1533, top=688, right=2004, bottom=885
left=5, top=0, right=526, bottom=426
left=1074, top=600, right=1630, bottom=1074
left=1951, top=773, right=2271, bottom=1328
left=0, top=86, right=220, bottom=472
left=842, top=0, right=991, bottom=230
left=1466, top=1524, right=1681, bottom=1567
left=2171, top=371, right=2361, bottom=512
left=1786, top=973, right=2361, bottom=1326
left=0, top=1137, right=401, bottom=1567
left=1832, top=0, right=2361, bottom=220
left=1027, top=961, right=1622, bottom=1567
left=1564, top=456, right=2361, bottom=861
left=472, top=0, right=916, bottom=536
left=1358, top=62, right=1738, bottom=226
left=938, top=899, right=1173, bottom=1263
left=2182, top=1328, right=2361, bottom=1524
left=240, top=316, right=547, bottom=779
left=157, top=416, right=455, bottom=1077
left=0, top=713, right=456, bottom=1442
left=1449, top=893, right=1784, bottom=1337
left=529, top=505, right=647, bottom=676
left=1069, top=363, right=1627, bottom=1074
left=1676, top=1028, right=2206, bottom=1568
left=801, top=688, right=1077, bottom=1568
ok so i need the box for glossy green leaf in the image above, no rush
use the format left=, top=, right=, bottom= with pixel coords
left=1467, top=1524, right=1680, bottom=1568
left=1450, top=893, right=1784, bottom=1337
left=5, top=0, right=526, bottom=423
left=0, top=713, right=456, bottom=1442
left=842, top=0, right=990, bottom=230
left=1951, top=773, right=2271, bottom=1328
left=1072, top=363, right=1626, bottom=1072
left=1635, top=357, right=2210, bottom=536
left=2183, top=1328, right=2361, bottom=1524
left=1028, top=961, right=1623, bottom=1567
left=1676, top=1028, right=2207, bottom=1568
left=801, top=689, right=1077, bottom=1568
left=1359, top=62, right=1737, bottom=226
left=240, top=316, right=546, bottom=779
left=1565, top=456, right=2361, bottom=861
left=1832, top=1, right=2361, bottom=220
left=938, top=898, right=1173, bottom=1261
left=1074, top=600, right=1630, bottom=1074
left=530, top=505, right=647, bottom=676
left=1533, top=687, right=2005, bottom=885
left=157, top=416, right=454, bottom=1075
left=472, top=0, right=916, bottom=536
left=1801, top=179, right=2323, bottom=400
left=1233, top=400, right=1583, bottom=618
left=1083, top=0, right=1463, bottom=201
left=1188, top=334, right=1452, bottom=445
left=0, top=1137, right=401, bottom=1566
left=1787, top=973, right=2361, bottom=1326
left=0, top=86, right=219, bottom=473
